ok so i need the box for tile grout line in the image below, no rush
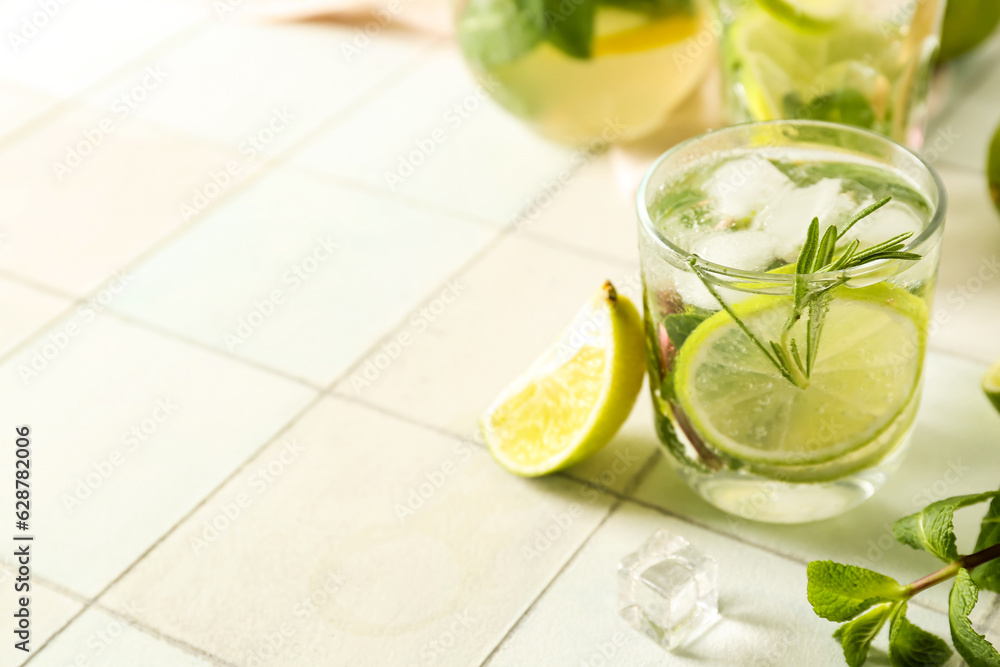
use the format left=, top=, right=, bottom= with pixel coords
left=475, top=451, right=663, bottom=665
left=92, top=603, right=242, bottom=667
left=104, top=309, right=324, bottom=391
left=335, top=391, right=972, bottom=620
left=0, top=43, right=444, bottom=371
left=479, top=501, right=624, bottom=667
left=22, top=391, right=329, bottom=666
left=0, top=269, right=78, bottom=301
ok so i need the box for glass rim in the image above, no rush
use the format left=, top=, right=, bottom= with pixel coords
left=635, top=120, right=948, bottom=283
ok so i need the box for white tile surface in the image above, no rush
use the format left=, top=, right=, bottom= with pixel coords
left=0, top=84, right=55, bottom=140
left=0, top=312, right=315, bottom=596
left=333, top=233, right=658, bottom=490
left=0, top=567, right=81, bottom=667
left=0, top=276, right=71, bottom=358
left=0, top=105, right=248, bottom=295
left=0, top=0, right=205, bottom=97
left=109, top=166, right=495, bottom=386
left=102, top=397, right=615, bottom=666
left=335, top=233, right=635, bottom=433
left=29, top=607, right=216, bottom=667
left=927, top=34, right=1000, bottom=171
left=632, top=352, right=1000, bottom=614
left=520, top=153, right=639, bottom=263
left=293, top=47, right=576, bottom=225
left=0, top=6, right=995, bottom=665
left=486, top=501, right=962, bottom=667
left=931, top=167, right=1000, bottom=363
left=90, top=21, right=431, bottom=155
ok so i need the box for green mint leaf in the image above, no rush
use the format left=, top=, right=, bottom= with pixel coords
left=887, top=602, right=952, bottom=667
left=661, top=312, right=707, bottom=353
left=834, top=603, right=894, bottom=667
left=786, top=87, right=877, bottom=130
left=543, top=0, right=594, bottom=58
left=807, top=561, right=906, bottom=622
left=973, top=495, right=1000, bottom=593
left=949, top=568, right=1000, bottom=667
left=657, top=311, right=709, bottom=401
left=458, top=0, right=546, bottom=66
left=893, top=491, right=1000, bottom=562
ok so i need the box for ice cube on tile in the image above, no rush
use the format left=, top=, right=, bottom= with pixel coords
left=618, top=530, right=719, bottom=651
left=840, top=200, right=924, bottom=248
left=755, top=178, right=855, bottom=261
left=704, top=157, right=793, bottom=221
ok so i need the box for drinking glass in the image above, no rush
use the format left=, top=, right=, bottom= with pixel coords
left=637, top=120, right=946, bottom=523
left=712, top=0, right=945, bottom=147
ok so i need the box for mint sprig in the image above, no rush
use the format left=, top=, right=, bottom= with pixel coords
left=690, top=196, right=921, bottom=389
left=808, top=490, right=1000, bottom=666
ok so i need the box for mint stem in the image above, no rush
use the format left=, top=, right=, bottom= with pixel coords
left=905, top=542, right=1000, bottom=595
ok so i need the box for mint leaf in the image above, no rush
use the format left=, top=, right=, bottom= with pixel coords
left=893, top=491, right=999, bottom=562
left=834, top=603, right=894, bottom=667
left=784, top=88, right=877, bottom=129
left=807, top=561, right=906, bottom=622
left=973, top=495, right=1000, bottom=593
left=543, top=0, right=594, bottom=58
left=457, top=0, right=546, bottom=66
left=887, top=602, right=951, bottom=667
left=661, top=312, right=707, bottom=352
left=949, top=568, right=1000, bottom=667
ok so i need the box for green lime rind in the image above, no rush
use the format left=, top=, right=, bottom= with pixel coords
left=989, top=122, right=1000, bottom=215
left=983, top=358, right=1000, bottom=415
left=755, top=0, right=846, bottom=31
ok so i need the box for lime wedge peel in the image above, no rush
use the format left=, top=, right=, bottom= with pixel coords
left=672, top=283, right=927, bottom=474
left=984, top=358, right=1000, bottom=414
left=481, top=282, right=646, bottom=477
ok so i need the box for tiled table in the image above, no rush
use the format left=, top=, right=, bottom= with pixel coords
left=0, top=2, right=999, bottom=665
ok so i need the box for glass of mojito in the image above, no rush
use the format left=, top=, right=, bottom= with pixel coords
left=455, top=0, right=713, bottom=144
left=637, top=120, right=945, bottom=523
left=713, top=0, right=945, bottom=147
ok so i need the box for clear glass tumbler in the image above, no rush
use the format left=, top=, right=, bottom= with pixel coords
left=637, top=120, right=946, bottom=523
left=712, top=0, right=945, bottom=147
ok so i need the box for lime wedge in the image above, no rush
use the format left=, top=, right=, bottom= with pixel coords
left=984, top=358, right=1000, bottom=414
left=481, top=282, right=645, bottom=477
left=673, top=283, right=926, bottom=476
left=757, top=0, right=851, bottom=30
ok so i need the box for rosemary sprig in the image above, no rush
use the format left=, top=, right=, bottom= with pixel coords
left=689, top=196, right=922, bottom=389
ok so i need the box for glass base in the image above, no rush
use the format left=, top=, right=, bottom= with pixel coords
left=671, top=436, right=911, bottom=524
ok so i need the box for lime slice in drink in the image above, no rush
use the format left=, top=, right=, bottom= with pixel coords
left=757, top=0, right=851, bottom=30
left=481, top=282, right=645, bottom=477
left=984, top=358, right=1000, bottom=414
left=673, top=282, right=927, bottom=474
left=592, top=10, right=700, bottom=57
